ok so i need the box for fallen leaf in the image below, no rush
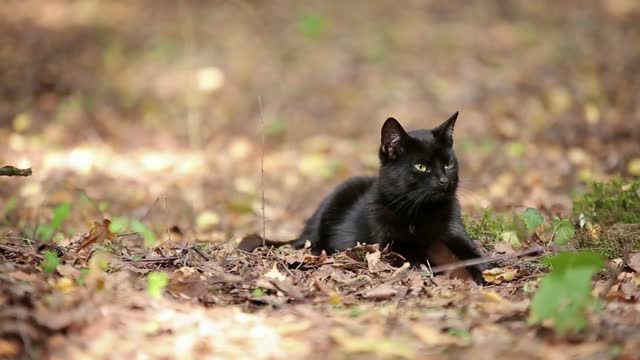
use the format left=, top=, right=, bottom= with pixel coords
left=196, top=210, right=220, bottom=231
left=411, top=324, right=467, bottom=347
left=628, top=253, right=640, bottom=273
left=269, top=278, right=304, bottom=300
left=167, top=267, right=208, bottom=300
left=78, top=219, right=117, bottom=251
left=52, top=277, right=76, bottom=293
left=56, top=264, right=81, bottom=278
left=264, top=263, right=287, bottom=281
left=330, top=328, right=416, bottom=358
left=482, top=268, right=518, bottom=284
left=365, top=250, right=392, bottom=273
left=361, top=284, right=398, bottom=300
left=0, top=339, right=20, bottom=358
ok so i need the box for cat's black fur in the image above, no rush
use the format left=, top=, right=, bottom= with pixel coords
left=287, top=112, right=486, bottom=282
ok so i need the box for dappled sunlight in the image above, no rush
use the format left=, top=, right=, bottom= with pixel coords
left=1, top=1, right=640, bottom=359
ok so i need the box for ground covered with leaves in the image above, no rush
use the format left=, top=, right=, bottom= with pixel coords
left=1, top=1, right=640, bottom=359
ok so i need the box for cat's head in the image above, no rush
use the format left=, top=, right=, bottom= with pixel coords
left=378, top=112, right=460, bottom=211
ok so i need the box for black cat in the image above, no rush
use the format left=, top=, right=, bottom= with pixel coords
left=240, top=112, right=486, bottom=283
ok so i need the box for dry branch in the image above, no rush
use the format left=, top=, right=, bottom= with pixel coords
left=0, top=166, right=32, bottom=177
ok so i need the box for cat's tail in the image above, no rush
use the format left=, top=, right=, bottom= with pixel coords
left=236, top=233, right=308, bottom=253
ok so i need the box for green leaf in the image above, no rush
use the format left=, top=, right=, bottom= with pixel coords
left=41, top=250, right=61, bottom=275
left=50, top=203, right=71, bottom=229
left=36, top=203, right=71, bottom=241
left=521, top=208, right=544, bottom=231
left=147, top=272, right=168, bottom=299
left=529, top=251, right=604, bottom=335
left=3, top=197, right=18, bottom=218
left=500, top=230, right=521, bottom=247
left=252, top=287, right=266, bottom=297
left=298, top=11, right=327, bottom=40
left=130, top=220, right=156, bottom=247
left=109, top=217, right=129, bottom=233
left=552, top=218, right=575, bottom=245
left=265, top=118, right=287, bottom=137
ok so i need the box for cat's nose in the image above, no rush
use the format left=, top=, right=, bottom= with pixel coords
left=438, top=177, right=449, bottom=186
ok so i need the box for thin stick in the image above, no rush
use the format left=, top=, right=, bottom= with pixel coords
left=0, top=166, right=32, bottom=176
left=124, top=256, right=179, bottom=263
left=430, top=246, right=544, bottom=275
left=258, top=96, right=266, bottom=246
left=0, top=244, right=43, bottom=260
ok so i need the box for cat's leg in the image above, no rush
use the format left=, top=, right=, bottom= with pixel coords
left=445, top=231, right=487, bottom=284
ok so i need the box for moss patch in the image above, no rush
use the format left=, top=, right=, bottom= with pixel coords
left=571, top=178, right=640, bottom=258
left=464, top=209, right=507, bottom=244
left=573, top=178, right=640, bottom=225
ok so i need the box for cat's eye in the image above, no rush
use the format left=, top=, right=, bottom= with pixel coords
left=444, top=160, right=455, bottom=170
left=413, top=163, right=430, bottom=172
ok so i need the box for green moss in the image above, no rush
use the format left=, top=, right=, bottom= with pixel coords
left=465, top=209, right=507, bottom=243
left=573, top=178, right=640, bottom=225
left=573, top=224, right=640, bottom=259
left=571, top=178, right=640, bottom=258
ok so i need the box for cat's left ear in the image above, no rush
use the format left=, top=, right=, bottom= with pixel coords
left=433, top=111, right=458, bottom=146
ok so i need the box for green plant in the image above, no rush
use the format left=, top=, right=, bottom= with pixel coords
left=298, top=11, right=327, bottom=40
left=109, top=217, right=157, bottom=247
left=252, top=287, right=266, bottom=297
left=529, top=251, right=604, bottom=335
left=573, top=178, right=640, bottom=225
left=36, top=203, right=71, bottom=241
left=41, top=250, right=61, bottom=275
left=465, top=209, right=507, bottom=242
left=147, top=272, right=168, bottom=299
left=517, top=208, right=575, bottom=246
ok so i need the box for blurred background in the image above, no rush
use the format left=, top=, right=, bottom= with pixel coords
left=1, top=0, right=639, bottom=241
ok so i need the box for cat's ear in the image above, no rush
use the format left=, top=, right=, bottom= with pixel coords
left=381, top=117, right=409, bottom=159
left=433, top=111, right=458, bottom=146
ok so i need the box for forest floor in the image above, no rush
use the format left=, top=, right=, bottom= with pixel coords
left=1, top=1, right=640, bottom=359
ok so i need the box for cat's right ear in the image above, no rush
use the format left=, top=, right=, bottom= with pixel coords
left=381, top=117, right=408, bottom=160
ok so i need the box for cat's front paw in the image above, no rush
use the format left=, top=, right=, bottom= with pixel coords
left=468, top=263, right=488, bottom=285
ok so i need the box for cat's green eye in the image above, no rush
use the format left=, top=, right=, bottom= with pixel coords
left=414, top=163, right=430, bottom=172
left=444, top=160, right=455, bottom=170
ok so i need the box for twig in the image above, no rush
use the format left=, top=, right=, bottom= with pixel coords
left=117, top=232, right=139, bottom=238
left=0, top=166, right=32, bottom=177
left=430, top=246, right=545, bottom=275
left=124, top=256, right=179, bottom=263
left=0, top=243, right=43, bottom=260
left=191, top=245, right=210, bottom=261
left=258, top=96, right=266, bottom=246
left=141, top=197, right=160, bottom=222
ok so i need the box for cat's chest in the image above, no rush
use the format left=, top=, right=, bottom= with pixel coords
left=376, top=211, right=451, bottom=242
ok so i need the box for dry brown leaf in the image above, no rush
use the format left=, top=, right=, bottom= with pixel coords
left=361, top=284, right=398, bottom=300
left=411, top=324, right=467, bottom=347
left=0, top=339, right=20, bottom=358
left=269, top=279, right=304, bottom=301
left=167, top=267, right=208, bottom=300
left=78, top=219, right=117, bottom=251
left=56, top=264, right=81, bottom=278
left=264, top=263, right=287, bottom=281
left=628, top=252, right=640, bottom=273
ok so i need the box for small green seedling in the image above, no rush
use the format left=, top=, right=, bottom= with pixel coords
left=529, top=251, right=604, bottom=335
left=36, top=203, right=71, bottom=241
left=147, top=272, right=168, bottom=299
left=41, top=250, right=61, bottom=275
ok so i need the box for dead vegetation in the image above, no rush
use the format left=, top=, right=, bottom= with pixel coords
left=1, top=1, right=640, bottom=359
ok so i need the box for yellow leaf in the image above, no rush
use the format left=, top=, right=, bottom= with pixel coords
left=53, top=277, right=75, bottom=293
left=628, top=158, right=640, bottom=176
left=196, top=211, right=220, bottom=231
